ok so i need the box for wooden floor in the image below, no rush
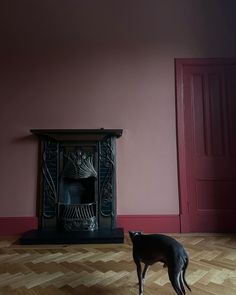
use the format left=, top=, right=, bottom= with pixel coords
left=0, top=234, right=236, bottom=294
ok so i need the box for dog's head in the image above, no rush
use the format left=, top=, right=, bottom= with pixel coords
left=129, top=231, right=143, bottom=242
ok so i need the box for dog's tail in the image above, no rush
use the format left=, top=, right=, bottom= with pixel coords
left=182, top=257, right=191, bottom=292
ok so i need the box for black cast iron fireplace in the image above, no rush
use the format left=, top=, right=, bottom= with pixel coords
left=20, top=129, right=124, bottom=244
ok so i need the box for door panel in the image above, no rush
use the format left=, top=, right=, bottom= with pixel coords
left=176, top=59, right=236, bottom=232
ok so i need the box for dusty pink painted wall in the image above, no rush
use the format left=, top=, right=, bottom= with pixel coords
left=0, top=0, right=236, bottom=217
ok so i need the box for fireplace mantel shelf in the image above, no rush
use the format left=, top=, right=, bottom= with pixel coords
left=31, top=129, right=123, bottom=141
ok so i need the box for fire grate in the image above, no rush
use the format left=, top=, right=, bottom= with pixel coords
left=60, top=202, right=97, bottom=231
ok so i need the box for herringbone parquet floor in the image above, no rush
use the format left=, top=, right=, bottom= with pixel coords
left=0, top=234, right=236, bottom=294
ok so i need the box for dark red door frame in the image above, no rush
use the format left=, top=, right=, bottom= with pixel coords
left=175, top=58, right=236, bottom=233
left=175, top=58, right=190, bottom=233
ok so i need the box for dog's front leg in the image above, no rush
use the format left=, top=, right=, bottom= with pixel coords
left=135, top=260, right=143, bottom=295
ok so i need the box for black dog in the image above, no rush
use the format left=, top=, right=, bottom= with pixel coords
left=129, top=231, right=191, bottom=295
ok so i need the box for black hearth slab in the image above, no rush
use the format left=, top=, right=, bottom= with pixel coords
left=19, top=228, right=124, bottom=245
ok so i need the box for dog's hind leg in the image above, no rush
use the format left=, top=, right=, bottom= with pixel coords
left=182, top=259, right=191, bottom=292
left=168, top=268, right=184, bottom=295
left=142, top=264, right=149, bottom=281
left=179, top=271, right=186, bottom=295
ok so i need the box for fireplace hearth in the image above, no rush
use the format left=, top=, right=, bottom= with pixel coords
left=20, top=129, right=124, bottom=244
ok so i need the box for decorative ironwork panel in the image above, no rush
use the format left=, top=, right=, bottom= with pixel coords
left=63, top=150, right=97, bottom=179
left=60, top=203, right=97, bottom=231
left=41, top=140, right=59, bottom=219
left=99, top=137, right=116, bottom=218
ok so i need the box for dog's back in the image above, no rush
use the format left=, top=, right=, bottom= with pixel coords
left=130, top=232, right=187, bottom=264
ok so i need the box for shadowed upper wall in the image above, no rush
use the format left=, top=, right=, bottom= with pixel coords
left=0, top=0, right=236, bottom=217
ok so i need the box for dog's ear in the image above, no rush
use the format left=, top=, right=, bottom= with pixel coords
left=129, top=231, right=135, bottom=240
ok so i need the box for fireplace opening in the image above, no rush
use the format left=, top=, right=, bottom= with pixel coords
left=60, top=177, right=96, bottom=205
left=58, top=176, right=98, bottom=231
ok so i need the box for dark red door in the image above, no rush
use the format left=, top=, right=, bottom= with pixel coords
left=176, top=59, right=236, bottom=232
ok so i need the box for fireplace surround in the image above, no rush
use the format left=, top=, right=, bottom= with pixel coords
left=20, top=129, right=124, bottom=244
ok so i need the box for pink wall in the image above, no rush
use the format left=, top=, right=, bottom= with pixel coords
left=0, top=1, right=236, bottom=224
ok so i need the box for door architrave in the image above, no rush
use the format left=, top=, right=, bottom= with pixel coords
left=175, top=58, right=236, bottom=233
